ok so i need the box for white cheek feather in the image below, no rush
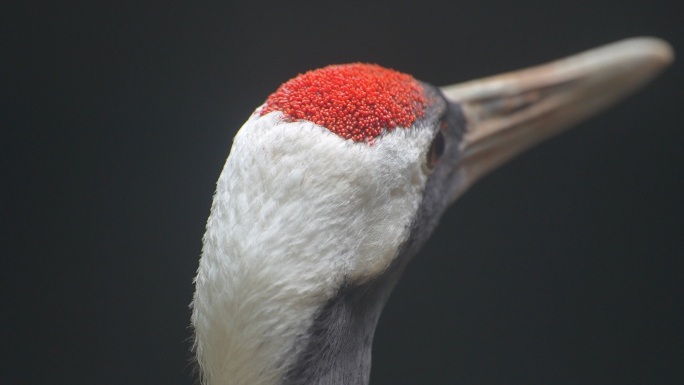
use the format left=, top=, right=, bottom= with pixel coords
left=191, top=111, right=434, bottom=385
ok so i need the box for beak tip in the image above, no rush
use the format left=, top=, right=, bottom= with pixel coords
left=653, top=40, right=674, bottom=67
left=629, top=36, right=675, bottom=70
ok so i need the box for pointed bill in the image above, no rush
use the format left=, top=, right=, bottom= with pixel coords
left=441, top=37, right=673, bottom=196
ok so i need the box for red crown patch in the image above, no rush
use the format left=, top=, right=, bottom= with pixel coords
left=260, top=63, right=427, bottom=144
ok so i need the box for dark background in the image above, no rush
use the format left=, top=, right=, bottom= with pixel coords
left=2, top=1, right=682, bottom=384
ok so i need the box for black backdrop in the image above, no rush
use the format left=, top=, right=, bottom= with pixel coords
left=3, top=1, right=683, bottom=384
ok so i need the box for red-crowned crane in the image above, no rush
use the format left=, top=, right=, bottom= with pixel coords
left=191, top=38, right=673, bottom=385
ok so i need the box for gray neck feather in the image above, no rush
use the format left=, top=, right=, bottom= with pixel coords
left=278, top=264, right=405, bottom=385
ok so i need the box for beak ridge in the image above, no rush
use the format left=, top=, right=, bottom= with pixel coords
left=441, top=37, right=674, bottom=195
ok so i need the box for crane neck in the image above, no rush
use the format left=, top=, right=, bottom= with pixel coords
left=279, top=263, right=406, bottom=385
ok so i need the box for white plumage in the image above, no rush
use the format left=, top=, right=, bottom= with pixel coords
left=192, top=110, right=436, bottom=385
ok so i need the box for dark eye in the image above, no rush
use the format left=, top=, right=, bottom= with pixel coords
left=427, top=128, right=445, bottom=170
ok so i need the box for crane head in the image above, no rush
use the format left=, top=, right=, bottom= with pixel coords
left=191, top=38, right=673, bottom=385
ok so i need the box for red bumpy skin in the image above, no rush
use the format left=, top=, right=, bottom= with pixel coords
left=260, top=63, right=427, bottom=144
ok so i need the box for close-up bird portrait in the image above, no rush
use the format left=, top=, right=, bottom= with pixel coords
left=3, top=1, right=683, bottom=385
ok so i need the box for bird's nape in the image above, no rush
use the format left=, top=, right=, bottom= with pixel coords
left=191, top=37, right=673, bottom=385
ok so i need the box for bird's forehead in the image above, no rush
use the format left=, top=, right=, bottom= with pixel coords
left=259, top=63, right=428, bottom=144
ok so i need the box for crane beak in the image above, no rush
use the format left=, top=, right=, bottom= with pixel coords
left=441, top=37, right=674, bottom=198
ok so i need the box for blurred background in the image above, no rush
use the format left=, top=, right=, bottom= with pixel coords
left=2, top=1, right=682, bottom=384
